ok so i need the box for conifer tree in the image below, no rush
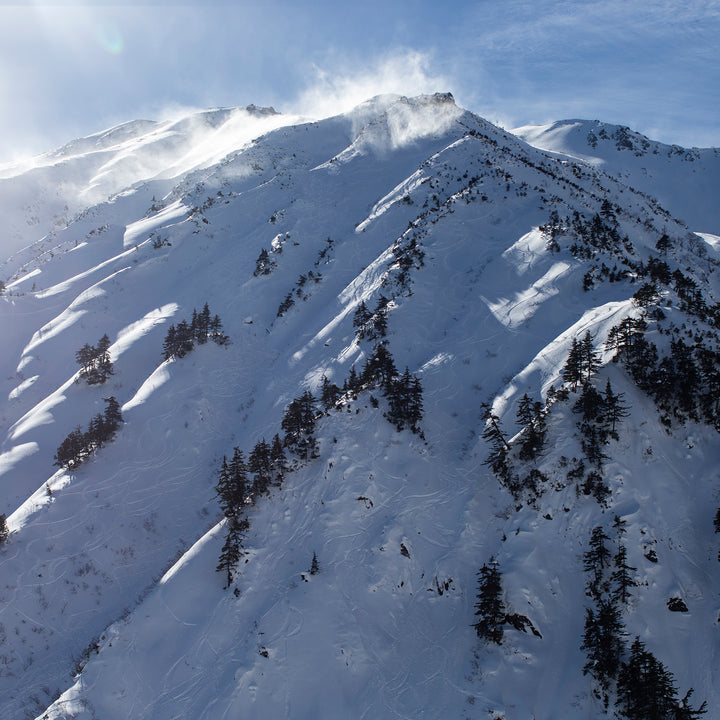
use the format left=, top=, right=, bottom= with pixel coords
left=353, top=301, right=372, bottom=339
left=580, top=331, right=601, bottom=382
left=320, top=375, right=341, bottom=410
left=603, top=379, right=629, bottom=440
left=562, top=338, right=584, bottom=390
left=610, top=543, right=637, bottom=605
left=473, top=561, right=505, bottom=644
left=617, top=637, right=681, bottom=720
left=516, top=394, right=547, bottom=461
left=270, top=433, right=287, bottom=475
left=584, top=526, right=612, bottom=599
left=216, top=516, right=249, bottom=589
left=0, top=513, right=8, bottom=544
left=249, top=439, right=272, bottom=496
left=482, top=406, right=514, bottom=489
left=361, top=344, right=397, bottom=390
left=581, top=598, right=625, bottom=687
left=102, top=396, right=123, bottom=439
left=215, top=448, right=248, bottom=517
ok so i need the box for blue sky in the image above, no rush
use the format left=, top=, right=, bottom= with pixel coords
left=0, top=0, right=718, bottom=161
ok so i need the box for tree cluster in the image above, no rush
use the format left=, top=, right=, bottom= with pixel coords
left=562, top=331, right=601, bottom=390
left=608, top=316, right=720, bottom=431
left=516, top=393, right=547, bottom=461
left=281, top=391, right=320, bottom=461
left=322, top=344, right=424, bottom=435
left=581, top=521, right=634, bottom=697
left=276, top=271, right=322, bottom=317
left=253, top=248, right=277, bottom=276
left=578, top=521, right=703, bottom=717
left=352, top=296, right=389, bottom=342
left=54, top=397, right=123, bottom=469
left=162, top=303, right=227, bottom=360
left=482, top=396, right=550, bottom=499
left=214, top=437, right=287, bottom=588
left=75, top=334, right=113, bottom=385
left=617, top=638, right=706, bottom=720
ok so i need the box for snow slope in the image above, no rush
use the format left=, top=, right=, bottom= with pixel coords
left=0, top=94, right=717, bottom=719
left=513, top=119, right=720, bottom=234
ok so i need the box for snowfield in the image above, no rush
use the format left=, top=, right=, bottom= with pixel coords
left=0, top=93, right=716, bottom=719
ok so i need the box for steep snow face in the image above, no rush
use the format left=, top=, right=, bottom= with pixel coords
left=0, top=95, right=717, bottom=719
left=513, top=119, right=720, bottom=234
left=0, top=106, right=292, bottom=262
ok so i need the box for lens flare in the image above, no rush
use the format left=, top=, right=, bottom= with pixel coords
left=96, top=22, right=123, bottom=55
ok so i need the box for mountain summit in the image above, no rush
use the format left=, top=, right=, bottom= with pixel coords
left=0, top=95, right=718, bottom=719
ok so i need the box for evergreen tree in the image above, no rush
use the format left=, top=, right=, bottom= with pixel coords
left=249, top=438, right=272, bottom=496
left=269, top=433, right=287, bottom=474
left=0, top=513, right=8, bottom=544
left=174, top=320, right=194, bottom=357
left=482, top=406, right=514, bottom=489
left=86, top=413, right=107, bottom=450
left=584, top=526, right=612, bottom=599
left=197, top=302, right=211, bottom=342
left=162, top=324, right=178, bottom=360
left=617, top=637, right=680, bottom=720
left=346, top=366, right=360, bottom=393
left=473, top=561, right=505, bottom=644
left=352, top=301, right=372, bottom=339
left=574, top=383, right=605, bottom=427
left=281, top=392, right=318, bottom=460
left=209, top=314, right=228, bottom=344
left=603, top=379, right=629, bottom=440
left=215, top=448, right=248, bottom=517
left=611, top=543, right=637, bottom=605
left=386, top=367, right=423, bottom=433
left=562, top=337, right=584, bottom=390
left=94, top=334, right=113, bottom=383
left=76, top=335, right=113, bottom=384
left=580, top=331, right=601, bottom=383
left=54, top=427, right=88, bottom=469
left=361, top=344, right=397, bottom=390
left=75, top=343, right=97, bottom=378
left=216, top=516, right=248, bottom=589
left=581, top=598, right=625, bottom=687
left=310, top=551, right=319, bottom=575
left=320, top=375, right=341, bottom=410
left=516, top=394, right=547, bottom=461
left=103, top=396, right=123, bottom=439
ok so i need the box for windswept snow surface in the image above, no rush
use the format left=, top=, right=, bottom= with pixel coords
left=513, top=119, right=720, bottom=234
left=0, top=94, right=716, bottom=719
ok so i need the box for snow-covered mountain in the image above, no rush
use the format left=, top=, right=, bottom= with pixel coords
left=514, top=118, right=720, bottom=235
left=0, top=93, right=718, bottom=719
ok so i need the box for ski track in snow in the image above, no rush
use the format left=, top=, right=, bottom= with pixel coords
left=0, top=94, right=714, bottom=720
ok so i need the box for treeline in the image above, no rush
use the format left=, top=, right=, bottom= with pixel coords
left=54, top=397, right=123, bottom=469
left=162, top=303, right=228, bottom=360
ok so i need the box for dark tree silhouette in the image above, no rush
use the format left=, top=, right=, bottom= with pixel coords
left=473, top=561, right=505, bottom=644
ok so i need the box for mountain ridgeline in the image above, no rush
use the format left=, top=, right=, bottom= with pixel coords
left=0, top=93, right=718, bottom=719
